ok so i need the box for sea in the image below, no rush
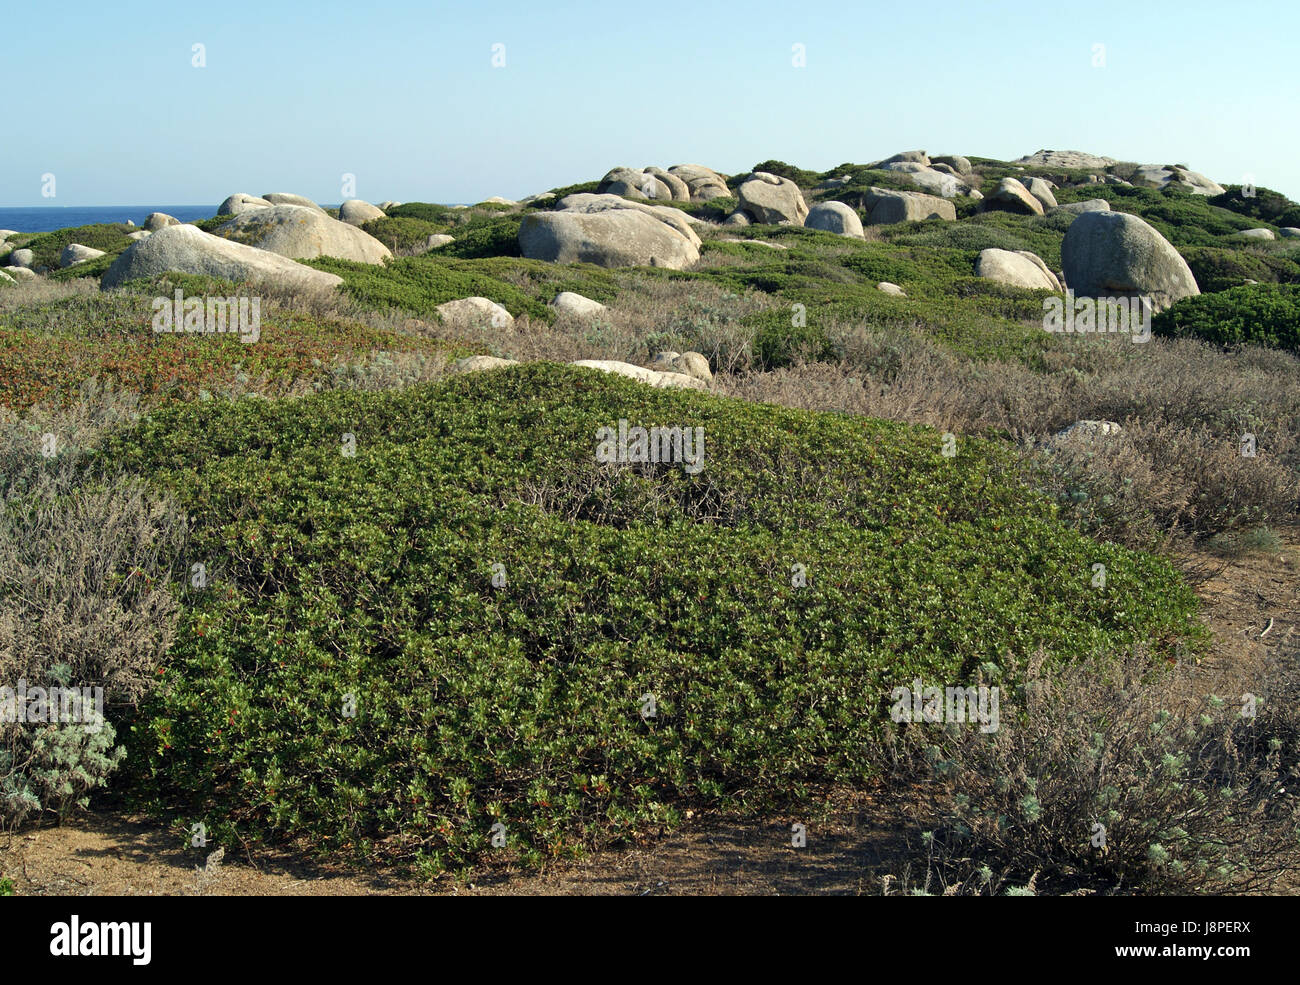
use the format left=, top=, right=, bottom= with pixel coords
left=0, top=206, right=333, bottom=234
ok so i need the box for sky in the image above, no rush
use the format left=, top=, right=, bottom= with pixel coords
left=3, top=0, right=1297, bottom=207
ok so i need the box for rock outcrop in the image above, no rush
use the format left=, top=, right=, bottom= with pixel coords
left=339, top=199, right=386, bottom=226
left=216, top=206, right=391, bottom=264
left=100, top=224, right=344, bottom=291
left=1061, top=210, right=1199, bottom=310
left=735, top=172, right=809, bottom=225
left=975, top=248, right=1061, bottom=291
left=804, top=201, right=864, bottom=237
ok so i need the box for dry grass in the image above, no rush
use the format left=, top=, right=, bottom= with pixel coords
left=0, top=392, right=188, bottom=827
left=716, top=321, right=1300, bottom=545
left=0, top=276, right=97, bottom=312
left=878, top=645, right=1300, bottom=896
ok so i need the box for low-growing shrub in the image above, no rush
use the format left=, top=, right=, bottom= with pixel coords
left=360, top=216, right=446, bottom=253
left=1029, top=421, right=1299, bottom=543
left=16, top=223, right=137, bottom=272
left=1210, top=185, right=1300, bottom=229
left=1179, top=246, right=1299, bottom=293
left=893, top=649, right=1300, bottom=895
left=1154, top=283, right=1300, bottom=351
left=110, top=364, right=1201, bottom=872
left=747, top=160, right=822, bottom=188
left=0, top=405, right=186, bottom=827
left=0, top=282, right=469, bottom=410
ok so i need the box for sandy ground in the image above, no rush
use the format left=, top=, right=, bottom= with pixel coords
left=4, top=527, right=1297, bottom=896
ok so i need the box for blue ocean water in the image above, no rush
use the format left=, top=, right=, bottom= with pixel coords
left=0, top=206, right=218, bottom=234
left=0, top=205, right=340, bottom=234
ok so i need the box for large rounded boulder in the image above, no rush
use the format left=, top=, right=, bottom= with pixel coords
left=1130, top=165, right=1224, bottom=197
left=263, top=192, right=325, bottom=212
left=1061, top=210, right=1199, bottom=310
left=519, top=209, right=699, bottom=270
left=667, top=164, right=731, bottom=202
left=982, top=178, right=1044, bottom=216
left=215, top=206, right=391, bottom=264
left=736, top=172, right=809, bottom=225
left=338, top=199, right=386, bottom=226
left=860, top=188, right=956, bottom=225
left=552, top=193, right=704, bottom=245
left=100, top=224, right=344, bottom=291
left=144, top=212, right=180, bottom=231
left=804, top=201, right=864, bottom=238
left=644, top=167, right=691, bottom=202
left=1021, top=177, right=1058, bottom=210
left=975, top=248, right=1061, bottom=291
left=60, top=244, right=106, bottom=267
left=931, top=154, right=972, bottom=175
left=217, top=193, right=273, bottom=216
left=597, top=167, right=672, bottom=201
left=1052, top=198, right=1110, bottom=215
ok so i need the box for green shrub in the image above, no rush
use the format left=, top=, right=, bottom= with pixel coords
left=747, top=160, right=822, bottom=188
left=0, top=284, right=465, bottom=410
left=360, top=216, right=446, bottom=252
left=308, top=254, right=618, bottom=322
left=519, top=181, right=601, bottom=210
left=1180, top=247, right=1283, bottom=292
left=386, top=202, right=457, bottom=224
left=48, top=252, right=117, bottom=282
left=1153, top=283, right=1300, bottom=350
left=672, top=196, right=738, bottom=223
left=689, top=231, right=1054, bottom=365
left=18, top=223, right=136, bottom=273
left=435, top=215, right=522, bottom=259
left=1085, top=186, right=1271, bottom=247
left=110, top=364, right=1201, bottom=872
left=750, top=309, right=835, bottom=368
left=1210, top=185, right=1300, bottom=229
left=2, top=711, right=128, bottom=827
left=192, top=216, right=229, bottom=233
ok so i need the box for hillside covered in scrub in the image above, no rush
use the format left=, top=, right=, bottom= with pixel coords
left=2, top=147, right=1299, bottom=895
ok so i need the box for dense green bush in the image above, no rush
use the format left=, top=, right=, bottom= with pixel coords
left=689, top=232, right=1053, bottom=364
left=1180, top=246, right=1300, bottom=293
left=1085, top=186, right=1271, bottom=247
left=346, top=203, right=524, bottom=258
left=747, top=160, right=822, bottom=188
left=18, top=223, right=136, bottom=273
left=671, top=196, right=738, bottom=223
left=109, top=364, right=1200, bottom=872
left=386, top=202, right=457, bottom=224
left=0, top=281, right=466, bottom=410
left=1210, top=185, right=1300, bottom=229
left=360, top=216, right=446, bottom=252
left=435, top=215, right=522, bottom=258
left=1153, top=283, right=1300, bottom=350
left=519, top=181, right=601, bottom=210
left=749, top=309, right=836, bottom=368
left=309, top=254, right=620, bottom=322
left=192, top=216, right=230, bottom=233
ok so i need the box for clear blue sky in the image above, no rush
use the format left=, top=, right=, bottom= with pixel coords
left=3, top=0, right=1296, bottom=206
